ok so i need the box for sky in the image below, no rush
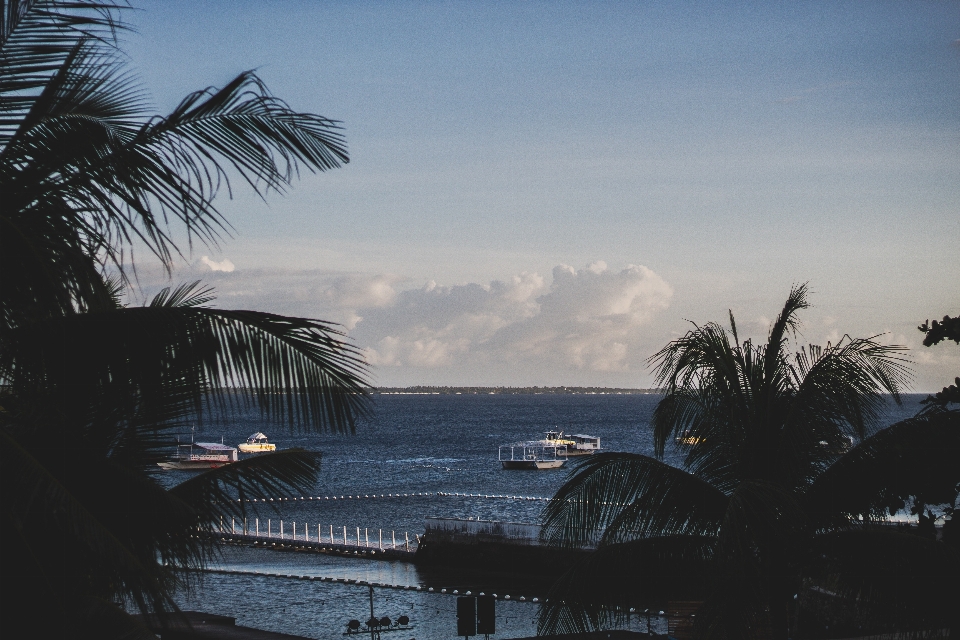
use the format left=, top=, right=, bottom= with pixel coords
left=122, top=1, right=959, bottom=390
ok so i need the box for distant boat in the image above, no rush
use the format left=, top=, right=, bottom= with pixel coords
left=676, top=429, right=703, bottom=445
left=238, top=432, right=277, bottom=453
left=158, top=438, right=238, bottom=470
left=543, top=429, right=600, bottom=456
left=499, top=440, right=568, bottom=470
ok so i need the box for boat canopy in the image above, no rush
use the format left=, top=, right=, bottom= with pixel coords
left=194, top=442, right=237, bottom=451
left=246, top=432, right=268, bottom=442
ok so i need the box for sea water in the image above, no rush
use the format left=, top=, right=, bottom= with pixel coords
left=165, top=393, right=927, bottom=639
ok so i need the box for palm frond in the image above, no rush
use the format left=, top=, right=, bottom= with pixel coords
left=717, top=480, right=806, bottom=560
left=170, top=448, right=321, bottom=523
left=761, top=282, right=809, bottom=383
left=540, top=453, right=727, bottom=548
left=0, top=0, right=126, bottom=147
left=1, top=305, right=371, bottom=433
left=537, top=535, right=716, bottom=636
left=2, top=45, right=348, bottom=327
left=649, top=321, right=745, bottom=456
left=148, top=281, right=216, bottom=308
left=806, top=410, right=960, bottom=528
left=810, top=528, right=960, bottom=629
left=0, top=427, right=186, bottom=617
left=786, top=335, right=910, bottom=440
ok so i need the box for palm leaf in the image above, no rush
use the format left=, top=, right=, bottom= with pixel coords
left=170, top=448, right=321, bottom=523
left=1, top=305, right=371, bottom=433
left=810, top=528, right=960, bottom=629
left=806, top=409, right=960, bottom=528
left=540, top=453, right=728, bottom=548
left=537, top=535, right=716, bottom=636
left=2, top=37, right=348, bottom=327
left=0, top=0, right=126, bottom=147
left=0, top=427, right=187, bottom=617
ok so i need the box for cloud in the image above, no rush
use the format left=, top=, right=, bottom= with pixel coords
left=358, top=262, right=673, bottom=374
left=124, top=260, right=673, bottom=383
left=200, top=256, right=235, bottom=272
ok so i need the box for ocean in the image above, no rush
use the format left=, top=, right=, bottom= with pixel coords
left=165, top=392, right=927, bottom=639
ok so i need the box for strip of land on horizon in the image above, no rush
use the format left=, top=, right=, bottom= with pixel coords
left=374, top=386, right=661, bottom=395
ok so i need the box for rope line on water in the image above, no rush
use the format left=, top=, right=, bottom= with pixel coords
left=235, top=492, right=551, bottom=503
left=199, top=567, right=539, bottom=602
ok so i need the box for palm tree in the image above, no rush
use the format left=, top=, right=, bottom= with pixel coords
left=1, top=1, right=371, bottom=636
left=539, top=284, right=960, bottom=639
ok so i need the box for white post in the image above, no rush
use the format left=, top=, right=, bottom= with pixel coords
left=268, top=519, right=271, bottom=538
left=220, top=516, right=223, bottom=532
left=329, top=525, right=334, bottom=544
left=343, top=525, right=347, bottom=545
left=231, top=518, right=235, bottom=534
left=280, top=520, right=284, bottom=539
left=292, top=522, right=296, bottom=540
left=365, top=528, right=369, bottom=546
left=318, top=524, right=321, bottom=543
left=405, top=532, right=410, bottom=550
left=379, top=529, right=382, bottom=550
left=244, top=517, right=247, bottom=535
left=356, top=526, right=360, bottom=547
left=392, top=531, right=396, bottom=549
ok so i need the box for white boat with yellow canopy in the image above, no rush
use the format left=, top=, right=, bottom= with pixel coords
left=238, top=432, right=276, bottom=453
left=544, top=429, right=601, bottom=456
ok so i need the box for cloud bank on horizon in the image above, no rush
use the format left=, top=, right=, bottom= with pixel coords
left=129, top=260, right=675, bottom=386
left=124, top=256, right=958, bottom=391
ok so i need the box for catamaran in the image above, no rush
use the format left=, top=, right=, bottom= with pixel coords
left=499, top=440, right=568, bottom=470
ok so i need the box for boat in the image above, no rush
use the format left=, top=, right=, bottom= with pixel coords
left=544, top=429, right=601, bottom=456
left=499, top=440, right=568, bottom=470
left=158, top=439, right=238, bottom=470
left=238, top=432, right=276, bottom=453
left=676, top=429, right=703, bottom=445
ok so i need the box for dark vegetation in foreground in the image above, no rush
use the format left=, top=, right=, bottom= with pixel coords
left=537, top=290, right=960, bottom=640
left=1, top=1, right=367, bottom=638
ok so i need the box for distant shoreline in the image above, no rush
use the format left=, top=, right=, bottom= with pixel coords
left=372, top=386, right=662, bottom=395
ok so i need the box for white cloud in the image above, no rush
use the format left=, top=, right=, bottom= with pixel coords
left=358, top=262, right=673, bottom=374
left=200, top=256, right=235, bottom=272
left=124, top=260, right=673, bottom=383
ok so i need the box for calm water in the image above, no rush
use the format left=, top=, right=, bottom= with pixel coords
left=165, top=393, right=926, bottom=639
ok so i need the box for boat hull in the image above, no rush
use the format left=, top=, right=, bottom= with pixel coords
left=238, top=443, right=276, bottom=453
left=501, top=459, right=566, bottom=470
left=157, top=459, right=232, bottom=470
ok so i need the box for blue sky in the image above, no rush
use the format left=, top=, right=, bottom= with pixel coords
left=124, top=1, right=959, bottom=389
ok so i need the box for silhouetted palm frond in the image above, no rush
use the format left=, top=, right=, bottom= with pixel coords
left=1, top=305, right=370, bottom=434
left=541, top=453, right=727, bottom=548
left=171, top=449, right=321, bottom=523
left=538, top=535, right=717, bottom=636
left=810, top=528, right=960, bottom=630
left=806, top=409, right=960, bottom=529
left=540, top=286, right=950, bottom=639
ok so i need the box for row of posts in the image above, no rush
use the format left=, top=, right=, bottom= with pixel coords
left=219, top=516, right=413, bottom=550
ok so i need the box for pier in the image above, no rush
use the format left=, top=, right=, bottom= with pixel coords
left=214, top=517, right=418, bottom=560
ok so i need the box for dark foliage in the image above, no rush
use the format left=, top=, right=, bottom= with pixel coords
left=539, top=285, right=960, bottom=639
left=0, top=1, right=371, bottom=636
